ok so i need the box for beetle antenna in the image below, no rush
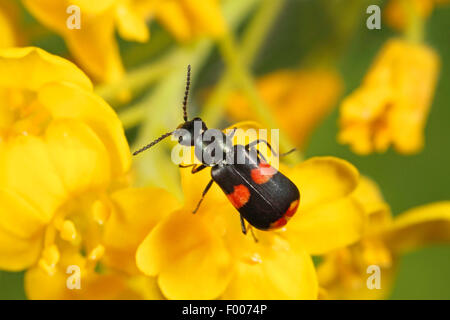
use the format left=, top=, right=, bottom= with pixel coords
left=132, top=131, right=174, bottom=156
left=182, top=64, right=191, bottom=122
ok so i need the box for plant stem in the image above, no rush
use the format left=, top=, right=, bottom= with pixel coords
left=217, top=32, right=302, bottom=164
left=95, top=53, right=176, bottom=105
left=129, top=0, right=263, bottom=192
left=201, top=0, right=286, bottom=127
left=118, top=0, right=262, bottom=129
left=403, top=0, right=425, bottom=43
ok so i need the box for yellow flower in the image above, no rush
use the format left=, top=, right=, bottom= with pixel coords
left=23, top=0, right=226, bottom=82
left=385, top=0, right=450, bottom=31
left=338, top=39, right=440, bottom=154
left=25, top=186, right=180, bottom=299
left=0, top=45, right=125, bottom=269
left=317, top=177, right=450, bottom=299
left=0, top=47, right=178, bottom=299
left=135, top=126, right=365, bottom=299
left=0, top=0, right=23, bottom=48
left=24, top=242, right=152, bottom=300
left=225, top=69, right=343, bottom=149
left=152, top=0, right=226, bottom=42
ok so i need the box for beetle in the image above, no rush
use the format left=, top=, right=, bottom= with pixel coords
left=133, top=65, right=300, bottom=237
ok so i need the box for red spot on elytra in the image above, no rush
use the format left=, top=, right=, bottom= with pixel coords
left=269, top=217, right=287, bottom=229
left=285, top=200, right=299, bottom=218
left=251, top=162, right=277, bottom=184
left=227, top=184, right=250, bottom=209
left=269, top=200, right=299, bottom=230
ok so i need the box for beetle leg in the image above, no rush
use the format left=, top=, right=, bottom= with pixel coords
left=252, top=148, right=267, bottom=163
left=246, top=140, right=297, bottom=158
left=245, top=140, right=278, bottom=156
left=279, top=148, right=296, bottom=157
left=179, top=163, right=197, bottom=168
left=240, top=214, right=247, bottom=235
left=193, top=179, right=214, bottom=214
left=179, top=163, right=208, bottom=174
left=227, top=127, right=237, bottom=139
left=240, top=215, right=259, bottom=243
left=249, top=226, right=259, bottom=243
left=191, top=164, right=207, bottom=174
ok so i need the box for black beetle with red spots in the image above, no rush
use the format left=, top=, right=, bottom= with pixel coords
left=133, top=65, right=300, bottom=237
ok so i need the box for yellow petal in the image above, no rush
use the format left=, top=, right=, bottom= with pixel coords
left=338, top=39, right=439, bottom=155
left=339, top=86, right=391, bottom=123
left=0, top=135, right=66, bottom=216
left=136, top=210, right=232, bottom=299
left=0, top=47, right=92, bottom=91
left=180, top=0, right=226, bottom=38
left=26, top=248, right=119, bottom=299
left=351, top=176, right=392, bottom=232
left=351, top=176, right=386, bottom=215
left=338, top=123, right=374, bottom=155
left=0, top=188, right=48, bottom=238
left=23, top=0, right=71, bottom=34
left=286, top=198, right=364, bottom=255
left=180, top=164, right=229, bottom=212
left=0, top=189, right=46, bottom=270
left=105, top=187, right=180, bottom=250
left=317, top=248, right=397, bottom=300
left=115, top=1, right=150, bottom=42
left=155, top=1, right=192, bottom=41
left=0, top=3, right=19, bottom=48
left=25, top=265, right=143, bottom=299
left=0, top=226, right=43, bottom=271
left=288, top=157, right=359, bottom=210
left=23, top=0, right=123, bottom=82
left=65, top=13, right=124, bottom=82
left=382, top=201, right=450, bottom=254
left=25, top=264, right=67, bottom=299
left=222, top=238, right=318, bottom=299
left=37, top=82, right=131, bottom=177
left=45, top=119, right=111, bottom=193
left=102, top=187, right=180, bottom=273
left=71, top=0, right=116, bottom=14
left=126, top=275, right=165, bottom=300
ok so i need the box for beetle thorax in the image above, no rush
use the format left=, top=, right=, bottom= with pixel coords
left=194, top=130, right=231, bottom=166
left=174, top=118, right=233, bottom=166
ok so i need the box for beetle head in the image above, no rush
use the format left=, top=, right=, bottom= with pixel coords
left=174, top=117, right=208, bottom=146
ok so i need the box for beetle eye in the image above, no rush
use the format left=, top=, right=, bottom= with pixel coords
left=175, top=129, right=193, bottom=146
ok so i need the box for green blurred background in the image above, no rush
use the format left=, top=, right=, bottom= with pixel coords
left=306, top=3, right=450, bottom=299
left=0, top=0, right=449, bottom=299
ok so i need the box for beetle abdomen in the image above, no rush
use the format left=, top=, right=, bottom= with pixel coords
left=211, top=161, right=300, bottom=230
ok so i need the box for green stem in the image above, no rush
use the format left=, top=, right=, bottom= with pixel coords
left=240, top=0, right=285, bottom=66
left=118, top=0, right=263, bottom=129
left=201, top=0, right=286, bottom=126
left=305, top=0, right=368, bottom=68
left=95, top=54, right=176, bottom=105
left=118, top=100, right=147, bottom=129
left=129, top=0, right=263, bottom=192
left=100, top=0, right=260, bottom=107
left=217, top=32, right=301, bottom=164
left=403, top=0, right=425, bottom=43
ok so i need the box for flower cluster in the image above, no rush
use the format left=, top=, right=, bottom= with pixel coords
left=23, top=0, right=226, bottom=82
left=136, top=154, right=364, bottom=299
left=0, top=47, right=175, bottom=298
left=338, top=39, right=440, bottom=154
left=318, top=177, right=450, bottom=299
